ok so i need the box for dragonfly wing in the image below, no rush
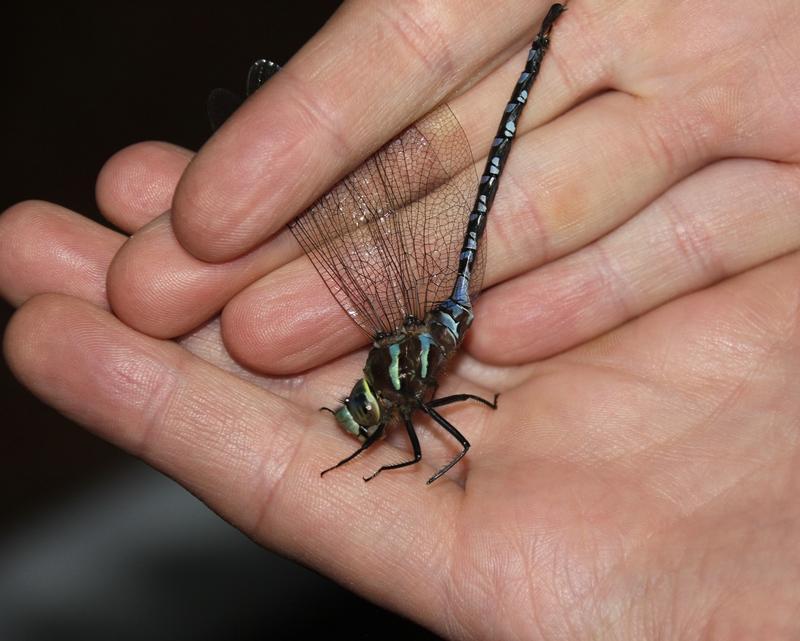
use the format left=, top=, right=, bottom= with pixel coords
left=289, top=105, right=480, bottom=336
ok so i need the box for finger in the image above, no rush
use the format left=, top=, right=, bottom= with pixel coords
left=171, top=0, right=602, bottom=262
left=106, top=212, right=299, bottom=338
left=3, top=293, right=467, bottom=627
left=0, top=201, right=124, bottom=308
left=470, top=158, right=800, bottom=364
left=96, top=141, right=193, bottom=233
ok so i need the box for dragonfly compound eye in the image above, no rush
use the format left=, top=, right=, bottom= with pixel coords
left=345, top=379, right=381, bottom=427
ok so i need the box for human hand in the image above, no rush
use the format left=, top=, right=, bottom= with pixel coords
left=4, top=0, right=800, bottom=638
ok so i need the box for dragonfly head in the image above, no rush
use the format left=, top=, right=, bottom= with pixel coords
left=334, top=378, right=382, bottom=441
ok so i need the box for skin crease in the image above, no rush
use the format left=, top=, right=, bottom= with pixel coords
left=3, top=0, right=800, bottom=639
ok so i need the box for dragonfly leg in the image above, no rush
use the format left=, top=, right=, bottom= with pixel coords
left=320, top=426, right=383, bottom=478
left=427, top=392, right=499, bottom=410
left=363, top=416, right=422, bottom=482
left=420, top=405, right=471, bottom=484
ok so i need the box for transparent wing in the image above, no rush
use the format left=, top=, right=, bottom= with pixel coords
left=289, top=105, right=484, bottom=336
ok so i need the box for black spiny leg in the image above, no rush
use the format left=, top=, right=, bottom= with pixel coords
left=363, top=416, right=422, bottom=482
left=421, top=405, right=471, bottom=485
left=427, top=393, right=499, bottom=410
left=320, top=426, right=384, bottom=478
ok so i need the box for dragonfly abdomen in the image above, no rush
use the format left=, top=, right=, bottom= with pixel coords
left=450, top=2, right=565, bottom=307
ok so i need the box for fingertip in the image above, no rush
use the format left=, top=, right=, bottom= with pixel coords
left=170, top=76, right=329, bottom=263
left=219, top=282, right=282, bottom=372
left=170, top=141, right=273, bottom=263
left=106, top=217, right=182, bottom=338
left=107, top=213, right=298, bottom=339
left=219, top=263, right=363, bottom=375
left=170, top=154, right=241, bottom=262
left=4, top=293, right=79, bottom=388
left=0, top=200, right=43, bottom=305
left=96, top=141, right=193, bottom=233
left=0, top=201, right=120, bottom=308
left=4, top=292, right=42, bottom=377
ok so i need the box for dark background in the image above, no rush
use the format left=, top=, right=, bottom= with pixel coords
left=2, top=4, right=441, bottom=639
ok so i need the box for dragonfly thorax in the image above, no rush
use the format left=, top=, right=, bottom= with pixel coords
left=333, top=317, right=457, bottom=442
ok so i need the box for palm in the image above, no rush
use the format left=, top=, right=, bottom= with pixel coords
left=444, top=269, right=800, bottom=636
left=3, top=0, right=800, bottom=639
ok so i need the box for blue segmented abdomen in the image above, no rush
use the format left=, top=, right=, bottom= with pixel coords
left=450, top=4, right=562, bottom=307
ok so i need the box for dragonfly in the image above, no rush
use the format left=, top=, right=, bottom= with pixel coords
left=208, top=4, right=565, bottom=484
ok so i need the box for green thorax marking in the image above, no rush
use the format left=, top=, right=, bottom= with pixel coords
left=418, top=333, right=433, bottom=379
left=388, top=343, right=401, bottom=390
